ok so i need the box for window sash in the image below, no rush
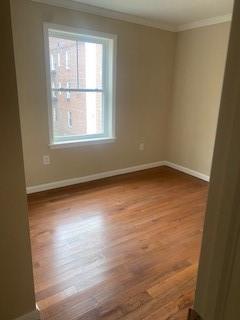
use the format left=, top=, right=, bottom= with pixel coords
left=49, top=35, right=107, bottom=141
left=49, top=34, right=106, bottom=91
left=51, top=89, right=107, bottom=142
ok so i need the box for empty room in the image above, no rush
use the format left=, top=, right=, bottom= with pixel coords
left=2, top=0, right=237, bottom=320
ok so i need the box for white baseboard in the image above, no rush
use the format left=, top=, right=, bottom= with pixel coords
left=15, top=310, right=40, bottom=320
left=26, top=161, right=165, bottom=194
left=164, top=161, right=210, bottom=182
left=26, top=160, right=209, bottom=194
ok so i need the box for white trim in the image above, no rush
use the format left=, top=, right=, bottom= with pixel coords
left=49, top=137, right=116, bottom=148
left=14, top=310, right=40, bottom=320
left=32, top=0, right=175, bottom=32
left=44, top=22, right=118, bottom=41
left=164, top=161, right=210, bottom=182
left=26, top=161, right=210, bottom=194
left=177, top=14, right=232, bottom=32
left=26, top=161, right=165, bottom=194
left=43, top=23, right=54, bottom=146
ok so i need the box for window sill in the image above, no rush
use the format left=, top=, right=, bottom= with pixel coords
left=49, top=137, right=116, bottom=149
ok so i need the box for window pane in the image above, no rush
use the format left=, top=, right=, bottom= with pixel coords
left=49, top=36, right=78, bottom=89
left=52, top=91, right=103, bottom=141
left=49, top=36, right=103, bottom=90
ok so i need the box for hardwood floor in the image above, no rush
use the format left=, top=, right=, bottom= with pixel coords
left=28, top=166, right=208, bottom=320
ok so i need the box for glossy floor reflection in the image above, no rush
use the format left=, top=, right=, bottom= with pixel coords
left=28, top=166, right=208, bottom=320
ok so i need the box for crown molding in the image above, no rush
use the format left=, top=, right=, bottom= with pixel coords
left=31, top=0, right=232, bottom=33
left=177, top=14, right=232, bottom=32
left=31, top=0, right=176, bottom=32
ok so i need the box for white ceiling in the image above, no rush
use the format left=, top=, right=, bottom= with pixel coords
left=74, top=0, right=234, bottom=27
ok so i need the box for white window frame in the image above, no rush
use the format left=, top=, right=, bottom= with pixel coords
left=44, top=23, right=117, bottom=148
left=50, top=54, right=55, bottom=71
left=52, top=82, right=56, bottom=98
left=53, top=107, right=57, bottom=122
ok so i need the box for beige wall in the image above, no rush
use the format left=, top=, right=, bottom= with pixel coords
left=11, top=0, right=176, bottom=187
left=167, top=23, right=231, bottom=176
left=0, top=1, right=36, bottom=319
left=11, top=0, right=231, bottom=188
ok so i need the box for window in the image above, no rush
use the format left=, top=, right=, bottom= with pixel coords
left=66, top=81, right=71, bottom=100
left=67, top=111, right=72, bottom=128
left=57, top=53, right=61, bottom=67
left=58, top=82, right=62, bottom=94
left=44, top=24, right=116, bottom=146
left=65, top=51, right=70, bottom=70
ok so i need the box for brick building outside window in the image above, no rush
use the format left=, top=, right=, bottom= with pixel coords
left=49, top=36, right=103, bottom=139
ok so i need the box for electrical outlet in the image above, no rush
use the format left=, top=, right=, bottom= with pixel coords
left=43, top=155, right=50, bottom=165
left=139, top=143, right=145, bottom=151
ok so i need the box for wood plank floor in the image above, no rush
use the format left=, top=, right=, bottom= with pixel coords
left=28, top=166, right=208, bottom=320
